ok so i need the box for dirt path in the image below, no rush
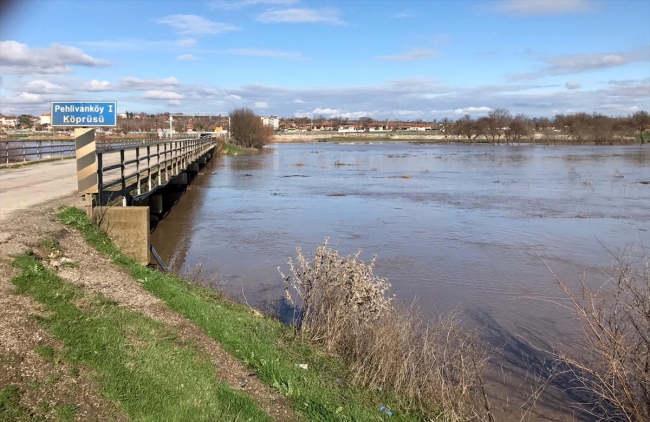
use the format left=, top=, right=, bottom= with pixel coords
left=0, top=197, right=298, bottom=421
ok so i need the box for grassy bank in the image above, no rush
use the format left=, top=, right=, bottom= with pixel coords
left=221, top=142, right=252, bottom=156
left=8, top=252, right=272, bottom=421
left=55, top=206, right=424, bottom=421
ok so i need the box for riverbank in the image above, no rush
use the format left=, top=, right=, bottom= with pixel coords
left=0, top=199, right=435, bottom=421
left=273, top=132, right=642, bottom=145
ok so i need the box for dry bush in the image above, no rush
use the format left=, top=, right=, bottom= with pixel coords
left=546, top=248, right=650, bottom=421
left=279, top=239, right=492, bottom=421
left=181, top=262, right=226, bottom=294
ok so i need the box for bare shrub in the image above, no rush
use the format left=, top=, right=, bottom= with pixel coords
left=181, top=262, right=226, bottom=294
left=280, top=239, right=492, bottom=421
left=546, top=248, right=650, bottom=421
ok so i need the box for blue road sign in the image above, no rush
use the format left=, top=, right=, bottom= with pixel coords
left=51, top=101, right=117, bottom=127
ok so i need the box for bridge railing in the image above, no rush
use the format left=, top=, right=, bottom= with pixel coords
left=95, top=136, right=217, bottom=206
left=0, top=140, right=76, bottom=165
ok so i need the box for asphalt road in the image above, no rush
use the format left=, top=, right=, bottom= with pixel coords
left=0, top=151, right=139, bottom=221
left=0, top=159, right=78, bottom=221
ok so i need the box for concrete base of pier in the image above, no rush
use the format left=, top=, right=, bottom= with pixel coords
left=94, top=206, right=150, bottom=265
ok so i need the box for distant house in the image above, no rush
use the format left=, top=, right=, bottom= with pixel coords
left=261, top=116, right=280, bottom=130
left=0, top=115, right=19, bottom=128
left=40, top=113, right=51, bottom=125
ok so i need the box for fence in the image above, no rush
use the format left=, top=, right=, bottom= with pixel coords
left=96, top=137, right=217, bottom=206
left=0, top=140, right=76, bottom=165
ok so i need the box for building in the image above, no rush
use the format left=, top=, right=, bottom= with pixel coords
left=261, top=116, right=279, bottom=130
left=40, top=113, right=51, bottom=125
left=0, top=115, right=19, bottom=128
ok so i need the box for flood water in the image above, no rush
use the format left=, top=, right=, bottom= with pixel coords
left=151, top=143, right=649, bottom=420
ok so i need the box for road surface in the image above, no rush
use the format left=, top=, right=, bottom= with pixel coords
left=0, top=159, right=78, bottom=220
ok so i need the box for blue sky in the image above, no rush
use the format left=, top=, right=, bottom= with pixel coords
left=1, top=0, right=649, bottom=119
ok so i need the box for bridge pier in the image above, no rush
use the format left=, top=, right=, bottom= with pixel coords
left=93, top=206, right=150, bottom=265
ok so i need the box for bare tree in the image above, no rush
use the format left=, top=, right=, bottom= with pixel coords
left=229, top=107, right=273, bottom=148
left=440, top=117, right=452, bottom=143
left=628, top=111, right=650, bottom=144
left=509, top=114, right=531, bottom=145
left=487, top=109, right=512, bottom=143
left=456, top=114, right=479, bottom=143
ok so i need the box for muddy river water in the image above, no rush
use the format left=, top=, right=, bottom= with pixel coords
left=151, top=143, right=649, bottom=420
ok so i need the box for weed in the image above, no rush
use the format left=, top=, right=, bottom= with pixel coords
left=35, top=344, right=55, bottom=359
left=40, top=238, right=61, bottom=252
left=55, top=403, right=76, bottom=421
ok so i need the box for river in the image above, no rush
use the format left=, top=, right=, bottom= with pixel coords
left=151, top=142, right=649, bottom=420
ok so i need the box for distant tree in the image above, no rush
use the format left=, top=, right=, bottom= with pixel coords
left=455, top=115, right=478, bottom=142
left=229, top=107, right=272, bottom=148
left=628, top=111, right=650, bottom=144
left=509, top=114, right=531, bottom=145
left=19, top=114, right=32, bottom=128
left=440, top=117, right=452, bottom=142
left=487, top=109, right=512, bottom=143
left=475, top=116, right=491, bottom=141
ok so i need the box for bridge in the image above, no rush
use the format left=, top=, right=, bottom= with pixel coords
left=0, top=130, right=220, bottom=268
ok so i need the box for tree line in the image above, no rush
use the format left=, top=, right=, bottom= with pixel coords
left=440, top=110, right=649, bottom=145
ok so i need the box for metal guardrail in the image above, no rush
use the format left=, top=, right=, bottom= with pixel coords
left=0, top=135, right=205, bottom=165
left=96, top=137, right=217, bottom=206
left=0, top=140, right=76, bottom=165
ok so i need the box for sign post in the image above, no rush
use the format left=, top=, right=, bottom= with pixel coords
left=51, top=101, right=117, bottom=127
left=51, top=101, right=117, bottom=213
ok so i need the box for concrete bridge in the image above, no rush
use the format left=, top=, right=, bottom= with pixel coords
left=0, top=130, right=219, bottom=268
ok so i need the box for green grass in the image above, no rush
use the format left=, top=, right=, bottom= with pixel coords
left=10, top=252, right=273, bottom=422
left=40, top=237, right=61, bottom=252
left=221, top=142, right=250, bottom=156
left=55, top=403, right=77, bottom=421
left=57, top=206, right=424, bottom=422
left=0, top=385, right=42, bottom=422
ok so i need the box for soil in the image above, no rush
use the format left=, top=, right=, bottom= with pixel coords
left=0, top=196, right=298, bottom=421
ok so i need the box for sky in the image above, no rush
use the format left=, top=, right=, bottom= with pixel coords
left=0, top=0, right=649, bottom=119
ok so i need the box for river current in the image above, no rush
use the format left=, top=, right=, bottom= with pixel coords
left=151, top=142, right=649, bottom=420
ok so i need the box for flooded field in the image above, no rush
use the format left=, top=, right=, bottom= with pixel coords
left=151, top=143, right=649, bottom=420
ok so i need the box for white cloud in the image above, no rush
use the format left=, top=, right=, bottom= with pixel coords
left=565, top=81, right=581, bottom=90
left=177, top=54, right=200, bottom=61
left=214, top=48, right=304, bottom=60
left=156, top=15, right=240, bottom=35
left=254, top=101, right=269, bottom=109
left=3, top=92, right=44, bottom=104
left=0, top=40, right=109, bottom=74
left=453, top=106, right=493, bottom=115
left=210, top=0, right=298, bottom=9
left=176, top=39, right=197, bottom=47
left=508, top=46, right=650, bottom=80
left=394, top=110, right=424, bottom=117
left=296, top=107, right=376, bottom=118
left=494, top=0, right=594, bottom=15
left=82, top=79, right=114, bottom=91
left=294, top=99, right=305, bottom=103
left=226, top=94, right=243, bottom=100
left=119, top=77, right=179, bottom=90
left=378, top=48, right=437, bottom=62
left=143, top=90, right=184, bottom=100
left=21, top=80, right=67, bottom=94
left=257, top=8, right=343, bottom=24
